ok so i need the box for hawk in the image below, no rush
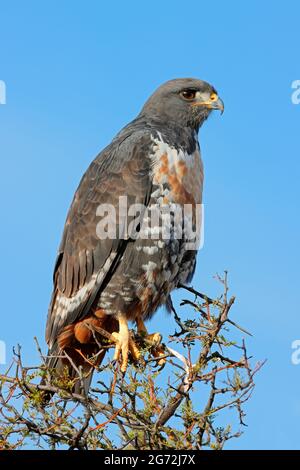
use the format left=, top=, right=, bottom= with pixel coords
left=45, top=78, right=224, bottom=393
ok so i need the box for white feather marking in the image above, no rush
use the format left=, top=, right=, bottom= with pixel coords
left=142, top=245, right=159, bottom=255
left=150, top=134, right=198, bottom=172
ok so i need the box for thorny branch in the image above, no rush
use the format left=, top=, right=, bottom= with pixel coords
left=0, top=273, right=264, bottom=450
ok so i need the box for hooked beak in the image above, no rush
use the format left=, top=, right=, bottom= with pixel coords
left=209, top=96, right=224, bottom=114
left=192, top=95, right=224, bottom=114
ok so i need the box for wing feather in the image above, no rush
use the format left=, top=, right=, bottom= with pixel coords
left=46, top=129, right=153, bottom=348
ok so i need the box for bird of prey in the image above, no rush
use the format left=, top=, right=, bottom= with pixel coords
left=45, top=78, right=223, bottom=393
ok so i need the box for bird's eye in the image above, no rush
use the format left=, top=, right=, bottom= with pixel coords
left=210, top=92, right=218, bottom=102
left=180, top=90, right=197, bottom=100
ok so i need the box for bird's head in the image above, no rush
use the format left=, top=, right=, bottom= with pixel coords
left=140, top=78, right=224, bottom=131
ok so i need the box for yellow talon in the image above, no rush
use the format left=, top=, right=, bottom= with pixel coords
left=136, top=318, right=166, bottom=368
left=111, top=315, right=129, bottom=373
left=110, top=315, right=166, bottom=373
left=111, top=314, right=141, bottom=373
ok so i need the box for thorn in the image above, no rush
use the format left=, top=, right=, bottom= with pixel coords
left=226, top=319, right=253, bottom=337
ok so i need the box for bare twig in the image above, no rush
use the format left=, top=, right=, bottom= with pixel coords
left=0, top=273, right=261, bottom=450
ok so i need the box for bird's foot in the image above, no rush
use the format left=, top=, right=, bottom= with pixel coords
left=111, top=326, right=140, bottom=374
left=111, top=316, right=166, bottom=373
left=143, top=332, right=162, bottom=348
left=136, top=328, right=166, bottom=369
left=143, top=333, right=166, bottom=368
left=135, top=317, right=166, bottom=368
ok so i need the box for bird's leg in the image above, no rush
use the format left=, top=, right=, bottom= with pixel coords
left=111, top=314, right=129, bottom=373
left=111, top=314, right=140, bottom=373
left=136, top=317, right=161, bottom=346
left=136, top=318, right=166, bottom=367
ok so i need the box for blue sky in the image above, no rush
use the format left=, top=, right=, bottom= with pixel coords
left=0, top=0, right=299, bottom=449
